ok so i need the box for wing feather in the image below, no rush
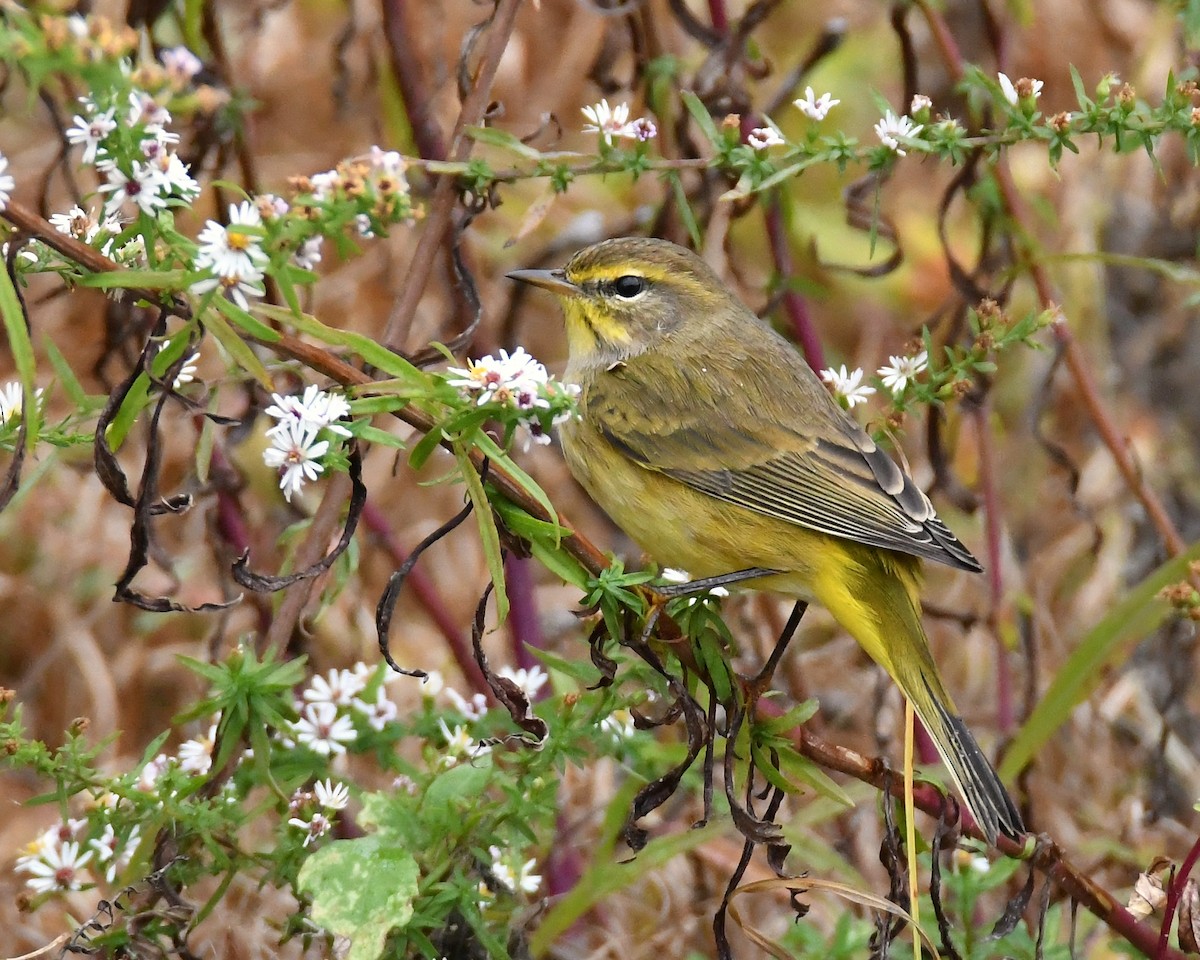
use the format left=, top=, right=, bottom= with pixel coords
left=586, top=342, right=981, bottom=572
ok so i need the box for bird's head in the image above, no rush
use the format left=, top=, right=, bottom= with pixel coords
left=508, top=237, right=730, bottom=368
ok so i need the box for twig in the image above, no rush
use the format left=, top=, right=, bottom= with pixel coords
left=764, top=197, right=825, bottom=372
left=380, top=0, right=448, bottom=163
left=970, top=401, right=1014, bottom=734
left=381, top=0, right=524, bottom=351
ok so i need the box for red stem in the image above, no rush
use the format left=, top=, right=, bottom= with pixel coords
left=1158, top=833, right=1200, bottom=959
left=765, top=198, right=826, bottom=373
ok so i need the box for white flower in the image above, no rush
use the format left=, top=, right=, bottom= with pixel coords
left=48, top=204, right=114, bottom=243
left=874, top=111, right=924, bottom=156
left=189, top=272, right=265, bottom=310
left=998, top=72, right=1019, bottom=106
left=294, top=235, right=323, bottom=270
left=172, top=351, right=201, bottom=389
left=88, top=823, right=140, bottom=883
left=369, top=146, right=405, bottom=174
left=0, top=381, right=40, bottom=425
left=998, top=73, right=1044, bottom=107
left=128, top=92, right=171, bottom=131
left=288, top=811, right=332, bottom=846
left=262, top=422, right=329, bottom=501
left=194, top=201, right=268, bottom=279
left=136, top=753, right=170, bottom=793
left=498, top=665, right=548, bottom=700
left=910, top=94, right=933, bottom=114
left=877, top=351, right=928, bottom=394
left=0, top=152, right=13, bottom=212
left=446, top=687, right=489, bottom=721
left=627, top=117, right=658, bottom=141
left=438, top=719, right=491, bottom=766
left=355, top=213, right=374, bottom=238
left=16, top=839, right=93, bottom=894
left=581, top=99, right=631, bottom=145
left=446, top=347, right=549, bottom=407
left=161, top=46, right=203, bottom=83
left=177, top=723, right=217, bottom=774
left=747, top=126, right=785, bottom=150
left=488, top=845, right=541, bottom=894
left=292, top=701, right=356, bottom=756
left=315, top=779, right=350, bottom=811
left=420, top=670, right=444, bottom=699
left=600, top=710, right=636, bottom=742
left=304, top=667, right=366, bottom=707
left=264, top=385, right=353, bottom=438
left=793, top=87, right=840, bottom=122
left=309, top=170, right=338, bottom=201
left=66, top=109, right=116, bottom=165
left=149, top=152, right=200, bottom=200
left=99, top=160, right=167, bottom=216
left=351, top=686, right=398, bottom=731
left=820, top=364, right=876, bottom=407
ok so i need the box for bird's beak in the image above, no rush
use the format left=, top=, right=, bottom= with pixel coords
left=506, top=268, right=579, bottom=297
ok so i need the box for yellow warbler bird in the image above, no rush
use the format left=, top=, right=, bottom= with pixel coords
left=509, top=236, right=1024, bottom=843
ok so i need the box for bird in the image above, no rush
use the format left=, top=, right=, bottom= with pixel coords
left=507, top=236, right=1024, bottom=843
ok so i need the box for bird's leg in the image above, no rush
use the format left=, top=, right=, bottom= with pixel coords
left=652, top=566, right=780, bottom=598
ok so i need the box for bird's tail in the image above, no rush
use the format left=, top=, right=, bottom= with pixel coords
left=812, top=556, right=1025, bottom=844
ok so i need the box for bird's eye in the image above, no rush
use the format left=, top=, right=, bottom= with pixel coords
left=611, top=275, right=645, bottom=299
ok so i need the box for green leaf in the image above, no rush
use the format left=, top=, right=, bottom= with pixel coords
left=668, top=173, right=702, bottom=249
left=474, top=432, right=559, bottom=541
left=999, top=539, right=1200, bottom=780
left=43, top=339, right=90, bottom=409
left=77, top=269, right=188, bottom=290
left=775, top=745, right=855, bottom=808
left=680, top=90, right=721, bottom=144
left=352, top=424, right=408, bottom=449
left=258, top=304, right=426, bottom=385
left=465, top=125, right=543, bottom=159
left=297, top=836, right=420, bottom=960
left=0, top=258, right=40, bottom=451
left=454, top=442, right=508, bottom=623
left=207, top=299, right=275, bottom=390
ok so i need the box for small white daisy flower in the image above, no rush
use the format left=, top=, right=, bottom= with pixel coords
left=793, top=87, right=840, bottom=122
left=194, top=201, right=268, bottom=279
left=877, top=351, right=928, bottom=394
left=16, top=839, right=93, bottom=894
left=262, top=422, right=330, bottom=502
left=498, top=665, right=548, bottom=700
left=819, top=364, right=876, bottom=407
left=161, top=46, right=203, bottom=84
left=288, top=811, right=332, bottom=846
left=874, top=111, right=924, bottom=156
left=351, top=687, right=398, bottom=731
left=65, top=109, right=117, bottom=165
left=303, top=667, right=366, bottom=707
left=910, top=94, right=933, bottom=114
left=291, top=701, right=356, bottom=756
left=314, top=778, right=350, bottom=811
left=747, top=126, right=785, bottom=150
left=177, top=723, right=218, bottom=774
left=581, top=99, right=632, bottom=145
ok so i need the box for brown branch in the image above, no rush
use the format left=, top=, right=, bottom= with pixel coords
left=381, top=0, right=523, bottom=351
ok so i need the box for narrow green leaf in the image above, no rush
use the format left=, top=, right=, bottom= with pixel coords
left=474, top=431, right=559, bottom=541
left=352, top=424, right=407, bottom=449
left=999, top=539, right=1200, bottom=779
left=669, top=173, right=702, bottom=249
left=209, top=293, right=279, bottom=342
left=43, top=339, right=89, bottom=409
left=207, top=299, right=275, bottom=389
left=680, top=89, right=720, bottom=144
left=0, top=260, right=40, bottom=451
left=257, top=304, right=424, bottom=385
left=77, top=270, right=187, bottom=290
left=464, top=125, right=543, bottom=159
left=453, top=442, right=508, bottom=624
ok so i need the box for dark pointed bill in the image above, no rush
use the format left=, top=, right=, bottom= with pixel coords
left=506, top=268, right=579, bottom=295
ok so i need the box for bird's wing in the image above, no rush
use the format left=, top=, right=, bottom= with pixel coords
left=586, top=349, right=981, bottom=572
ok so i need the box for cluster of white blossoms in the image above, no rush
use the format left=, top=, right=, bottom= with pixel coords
left=190, top=200, right=269, bottom=309
left=69, top=90, right=200, bottom=218
left=446, top=347, right=580, bottom=450
left=287, top=661, right=399, bottom=757
left=13, top=796, right=148, bottom=893
left=287, top=778, right=351, bottom=847
left=820, top=350, right=930, bottom=408
left=261, top=385, right=353, bottom=502
left=581, top=99, right=658, bottom=145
